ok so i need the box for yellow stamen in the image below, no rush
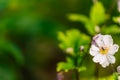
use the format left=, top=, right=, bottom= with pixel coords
left=100, top=47, right=109, bottom=54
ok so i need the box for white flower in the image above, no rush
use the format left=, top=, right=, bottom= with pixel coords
left=90, top=34, right=119, bottom=68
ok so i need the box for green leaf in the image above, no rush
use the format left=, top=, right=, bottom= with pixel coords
left=85, top=21, right=96, bottom=35
left=113, top=16, right=120, bottom=24
left=77, top=66, right=86, bottom=72
left=101, top=25, right=120, bottom=34
left=90, top=1, right=106, bottom=25
left=58, top=29, right=90, bottom=54
left=68, top=14, right=96, bottom=35
left=57, top=57, right=75, bottom=72
left=68, top=14, right=89, bottom=23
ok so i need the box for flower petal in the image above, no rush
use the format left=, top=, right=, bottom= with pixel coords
left=91, top=45, right=99, bottom=51
left=101, top=60, right=109, bottom=68
left=99, top=55, right=108, bottom=64
left=108, top=44, right=119, bottom=55
left=93, top=34, right=102, bottom=40
left=93, top=54, right=105, bottom=63
left=90, top=48, right=98, bottom=56
left=103, top=35, right=113, bottom=47
left=90, top=45, right=99, bottom=56
left=94, top=35, right=104, bottom=47
left=107, top=55, right=116, bottom=64
left=99, top=55, right=109, bottom=68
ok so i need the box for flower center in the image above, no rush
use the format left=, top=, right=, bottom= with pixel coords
left=99, top=47, right=109, bottom=54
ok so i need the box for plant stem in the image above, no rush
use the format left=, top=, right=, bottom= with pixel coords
left=75, top=69, right=80, bottom=80
left=95, top=64, right=99, bottom=80
left=74, top=54, right=80, bottom=80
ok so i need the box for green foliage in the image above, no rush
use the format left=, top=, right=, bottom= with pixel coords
left=57, top=29, right=90, bottom=72
left=68, top=1, right=120, bottom=36
left=101, top=25, right=120, bottom=34
left=77, top=66, right=86, bottom=72
left=57, top=57, right=86, bottom=72
left=68, top=14, right=89, bottom=23
left=90, top=2, right=106, bottom=25
left=68, top=14, right=95, bottom=35
left=68, top=1, right=106, bottom=35
left=113, top=16, right=120, bottom=24
left=57, top=1, right=120, bottom=79
left=57, top=57, right=75, bottom=72
left=58, top=29, right=90, bottom=54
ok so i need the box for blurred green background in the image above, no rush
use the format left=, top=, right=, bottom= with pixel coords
left=0, top=0, right=119, bottom=80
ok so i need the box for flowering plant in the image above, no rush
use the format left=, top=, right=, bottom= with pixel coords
left=57, top=1, right=120, bottom=80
